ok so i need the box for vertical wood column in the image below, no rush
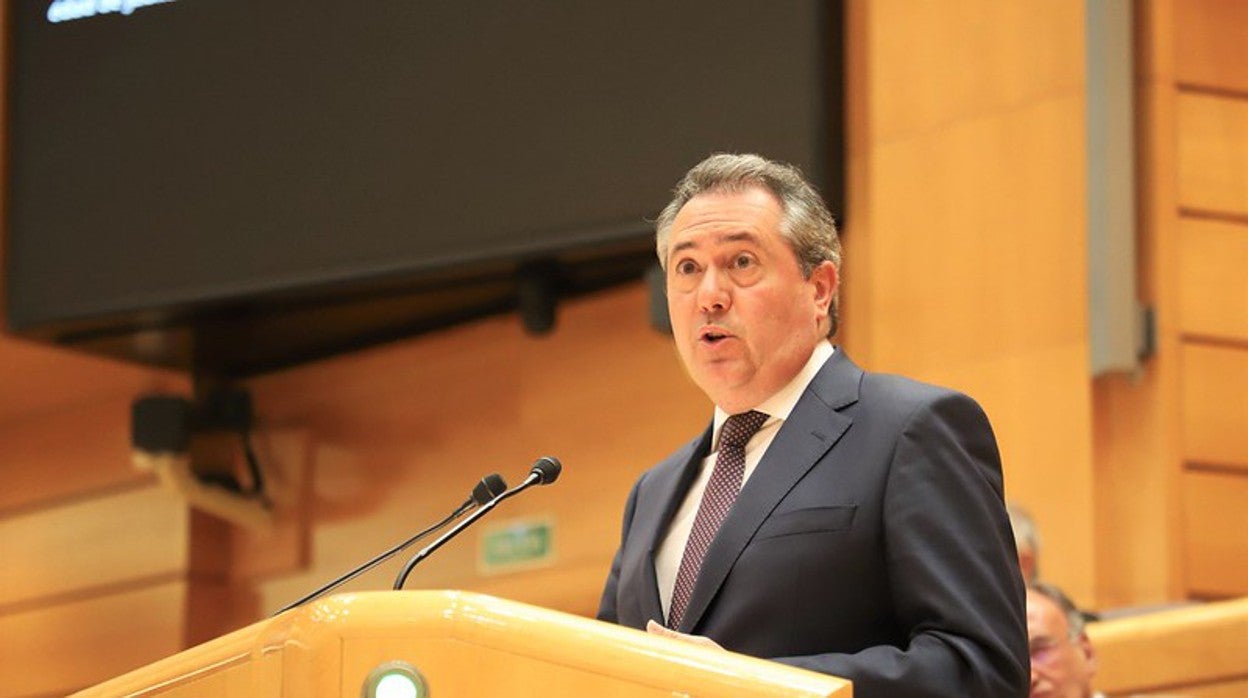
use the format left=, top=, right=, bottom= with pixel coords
left=1090, top=0, right=1185, bottom=608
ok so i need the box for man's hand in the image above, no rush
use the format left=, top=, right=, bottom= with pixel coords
left=645, top=619, right=724, bottom=649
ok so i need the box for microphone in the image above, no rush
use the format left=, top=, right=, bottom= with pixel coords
left=470, top=474, right=507, bottom=509
left=526, top=455, right=562, bottom=485
left=392, top=456, right=562, bottom=590
left=274, top=472, right=507, bottom=615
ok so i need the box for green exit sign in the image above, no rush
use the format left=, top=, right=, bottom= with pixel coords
left=479, top=517, right=555, bottom=573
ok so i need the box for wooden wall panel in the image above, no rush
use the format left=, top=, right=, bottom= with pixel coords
left=0, top=485, right=188, bottom=609
left=0, top=397, right=159, bottom=512
left=864, top=1, right=1084, bottom=145
left=1179, top=218, right=1248, bottom=341
left=1175, top=0, right=1248, bottom=93
left=0, top=581, right=188, bottom=698
left=0, top=337, right=184, bottom=426
left=1182, top=470, right=1248, bottom=597
left=1139, top=0, right=1248, bottom=603
left=1170, top=0, right=1248, bottom=603
left=1177, top=92, right=1248, bottom=217
left=1092, top=370, right=1184, bottom=607
left=228, top=428, right=313, bottom=582
left=1180, top=344, right=1248, bottom=469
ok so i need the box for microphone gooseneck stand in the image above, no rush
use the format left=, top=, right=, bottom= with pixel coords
left=393, top=457, right=561, bottom=590
left=274, top=473, right=507, bottom=615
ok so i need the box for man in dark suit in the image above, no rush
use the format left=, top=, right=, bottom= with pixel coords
left=597, top=153, right=1029, bottom=696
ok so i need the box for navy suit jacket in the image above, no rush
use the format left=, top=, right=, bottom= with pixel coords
left=598, top=350, right=1029, bottom=697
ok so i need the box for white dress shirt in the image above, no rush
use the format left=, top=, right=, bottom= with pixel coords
left=654, top=340, right=836, bottom=617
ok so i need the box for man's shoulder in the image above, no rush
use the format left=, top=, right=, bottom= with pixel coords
left=828, top=351, right=973, bottom=407
left=829, top=357, right=989, bottom=429
left=858, top=369, right=968, bottom=403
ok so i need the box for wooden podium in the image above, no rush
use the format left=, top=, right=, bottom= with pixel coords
left=72, top=591, right=852, bottom=696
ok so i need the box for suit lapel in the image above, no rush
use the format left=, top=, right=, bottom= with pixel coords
left=677, top=350, right=863, bottom=633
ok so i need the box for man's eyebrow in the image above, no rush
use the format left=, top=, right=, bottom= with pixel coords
left=721, top=231, right=758, bottom=244
left=670, top=239, right=697, bottom=256
left=670, top=231, right=759, bottom=256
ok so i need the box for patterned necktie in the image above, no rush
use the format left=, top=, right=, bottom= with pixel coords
left=667, top=409, right=769, bottom=629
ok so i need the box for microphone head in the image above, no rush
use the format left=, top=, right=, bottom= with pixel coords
left=472, top=473, right=508, bottom=505
left=530, top=456, right=562, bottom=485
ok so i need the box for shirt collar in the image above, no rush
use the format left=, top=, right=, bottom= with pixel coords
left=711, top=340, right=835, bottom=448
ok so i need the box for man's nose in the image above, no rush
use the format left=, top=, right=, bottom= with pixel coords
left=696, top=269, right=731, bottom=312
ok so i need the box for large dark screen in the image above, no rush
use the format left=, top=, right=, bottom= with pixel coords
left=5, top=1, right=836, bottom=374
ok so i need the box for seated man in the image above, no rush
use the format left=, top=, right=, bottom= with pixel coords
left=1027, top=582, right=1102, bottom=698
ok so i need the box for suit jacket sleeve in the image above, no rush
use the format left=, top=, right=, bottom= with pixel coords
left=772, top=391, right=1029, bottom=697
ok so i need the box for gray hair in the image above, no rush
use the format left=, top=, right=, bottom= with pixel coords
left=1029, top=581, right=1086, bottom=638
left=1008, top=502, right=1042, bottom=579
left=654, top=153, right=842, bottom=337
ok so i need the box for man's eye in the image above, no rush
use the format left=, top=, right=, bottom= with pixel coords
left=675, top=260, right=699, bottom=275
left=733, top=254, right=755, bottom=269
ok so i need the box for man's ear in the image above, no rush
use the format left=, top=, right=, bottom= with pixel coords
left=1078, top=632, right=1098, bottom=673
left=809, top=260, right=839, bottom=313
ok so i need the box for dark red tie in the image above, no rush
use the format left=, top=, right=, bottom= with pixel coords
left=667, top=410, right=769, bottom=629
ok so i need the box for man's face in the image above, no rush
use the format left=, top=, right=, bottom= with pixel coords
left=1027, top=589, right=1097, bottom=698
left=664, top=186, right=836, bottom=414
